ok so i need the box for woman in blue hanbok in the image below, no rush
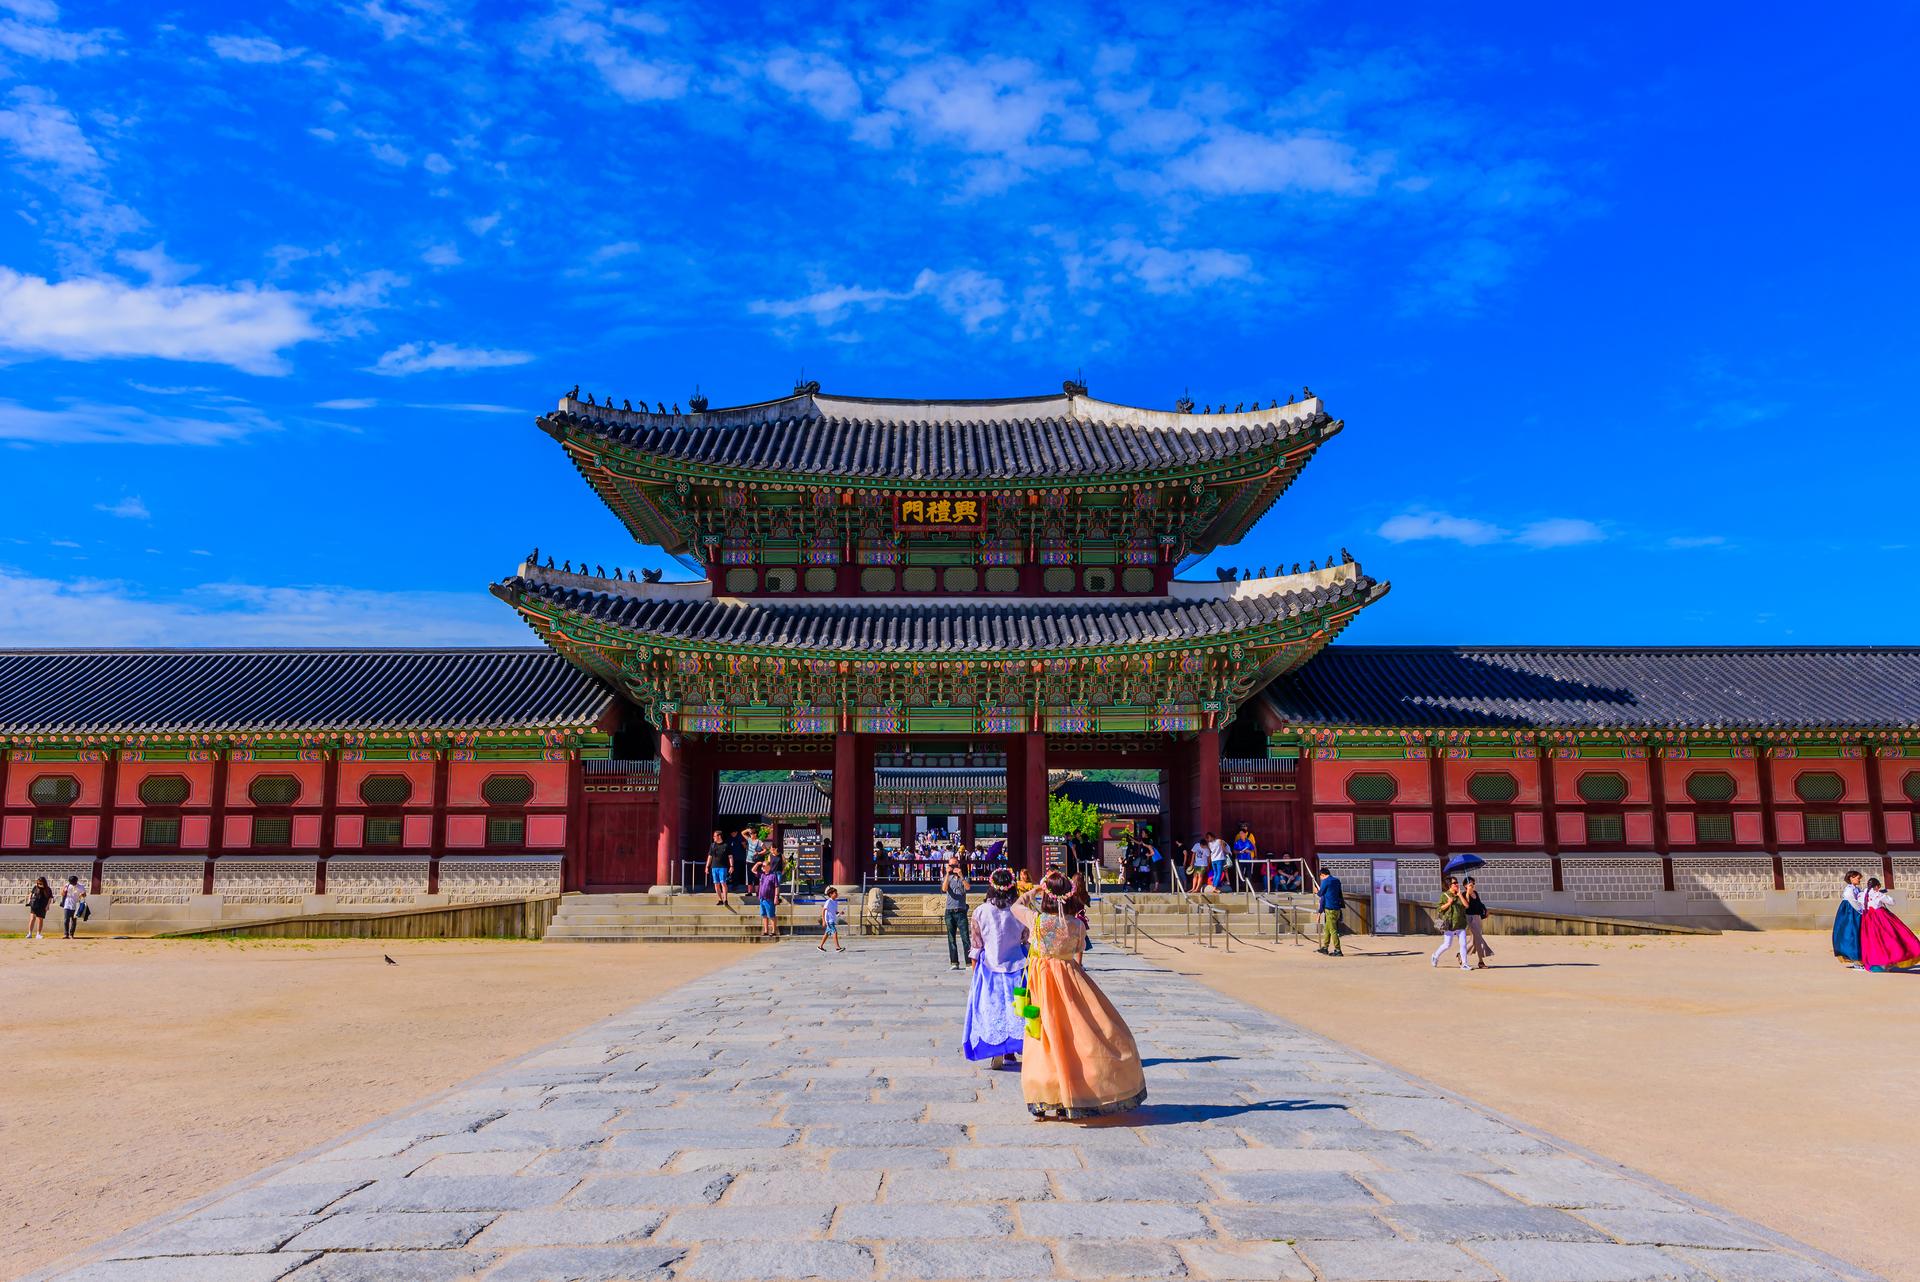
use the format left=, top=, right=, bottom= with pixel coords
left=963, top=867, right=1028, bottom=1067
left=1832, top=869, right=1865, bottom=963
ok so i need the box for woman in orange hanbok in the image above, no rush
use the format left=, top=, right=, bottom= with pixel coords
left=1011, top=871, right=1147, bottom=1120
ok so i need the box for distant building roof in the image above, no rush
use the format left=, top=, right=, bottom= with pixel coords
left=716, top=779, right=830, bottom=819
left=1261, top=647, right=1920, bottom=731
left=1057, top=777, right=1162, bottom=816
left=0, top=649, right=615, bottom=739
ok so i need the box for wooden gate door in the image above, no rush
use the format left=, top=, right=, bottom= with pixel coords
left=583, top=798, right=654, bottom=891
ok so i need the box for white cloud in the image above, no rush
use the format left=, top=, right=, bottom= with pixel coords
left=911, top=268, right=1007, bottom=332
left=748, top=282, right=912, bottom=324
left=207, top=33, right=297, bottom=63
left=875, top=56, right=1091, bottom=157
left=530, top=2, right=689, bottom=103
left=1379, top=509, right=1608, bottom=550
left=0, top=268, right=319, bottom=374
left=1166, top=128, right=1387, bottom=196
left=403, top=402, right=521, bottom=414
left=0, top=568, right=528, bottom=645
left=423, top=151, right=453, bottom=175
left=0, top=2, right=111, bottom=60
left=1098, top=238, right=1254, bottom=295
left=95, top=495, right=149, bottom=519
left=1378, top=510, right=1506, bottom=546
left=369, top=341, right=535, bottom=376
left=0, top=397, right=268, bottom=445
left=1666, top=534, right=1728, bottom=549
left=367, top=140, right=409, bottom=167
left=317, top=397, right=377, bottom=410
left=764, top=50, right=863, bottom=122
left=421, top=242, right=461, bottom=267
left=466, top=212, right=502, bottom=237
left=1515, top=517, right=1605, bottom=549
left=0, top=85, right=101, bottom=172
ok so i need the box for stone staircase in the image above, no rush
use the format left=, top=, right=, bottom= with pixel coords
left=544, top=891, right=867, bottom=942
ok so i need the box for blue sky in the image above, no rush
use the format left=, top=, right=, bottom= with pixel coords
left=1, top=1, right=1915, bottom=647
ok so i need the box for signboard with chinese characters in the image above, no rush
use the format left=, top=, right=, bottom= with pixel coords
left=896, top=496, right=983, bottom=531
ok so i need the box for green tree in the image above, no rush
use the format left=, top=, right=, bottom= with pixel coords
left=1048, top=794, right=1101, bottom=843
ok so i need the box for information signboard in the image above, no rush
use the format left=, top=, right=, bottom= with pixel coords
left=1370, top=859, right=1400, bottom=935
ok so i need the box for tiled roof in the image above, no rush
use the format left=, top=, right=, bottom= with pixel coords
left=716, top=779, right=830, bottom=818
left=496, top=572, right=1382, bottom=654
left=1057, top=778, right=1163, bottom=816
left=876, top=767, right=1006, bottom=793
left=1261, top=647, right=1920, bottom=731
left=0, top=649, right=615, bottom=737
left=544, top=388, right=1333, bottom=481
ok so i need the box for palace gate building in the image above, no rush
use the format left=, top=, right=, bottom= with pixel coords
left=4, top=381, right=1919, bottom=930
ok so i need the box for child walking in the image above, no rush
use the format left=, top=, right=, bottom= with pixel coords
left=818, top=886, right=846, bottom=953
left=963, top=868, right=1027, bottom=1068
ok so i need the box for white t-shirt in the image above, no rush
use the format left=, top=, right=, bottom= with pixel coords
left=61, top=884, right=84, bottom=910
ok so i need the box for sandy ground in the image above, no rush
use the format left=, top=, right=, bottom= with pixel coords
left=1137, top=928, right=1915, bottom=1280
left=0, top=938, right=741, bottom=1280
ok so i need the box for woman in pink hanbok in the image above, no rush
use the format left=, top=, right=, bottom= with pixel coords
left=1859, top=879, right=1920, bottom=972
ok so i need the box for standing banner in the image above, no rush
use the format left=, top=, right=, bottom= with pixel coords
left=1370, top=859, right=1400, bottom=935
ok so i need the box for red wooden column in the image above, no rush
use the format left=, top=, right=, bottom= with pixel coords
left=853, top=736, right=878, bottom=881
left=1648, top=743, right=1673, bottom=894
left=97, top=749, right=121, bottom=894
left=655, top=732, right=683, bottom=888
left=830, top=732, right=858, bottom=884
left=1863, top=744, right=1893, bottom=887
left=316, top=749, right=337, bottom=895
left=1022, top=730, right=1048, bottom=875
left=205, top=748, right=229, bottom=895
left=427, top=749, right=450, bottom=896
left=563, top=754, right=585, bottom=893
left=1194, top=727, right=1222, bottom=842
left=1540, top=744, right=1564, bottom=891
left=1758, top=745, right=1785, bottom=890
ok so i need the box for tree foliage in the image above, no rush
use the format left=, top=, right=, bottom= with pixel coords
left=1047, top=794, right=1101, bottom=842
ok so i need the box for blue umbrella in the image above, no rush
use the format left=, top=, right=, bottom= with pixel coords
left=1444, top=854, right=1486, bottom=875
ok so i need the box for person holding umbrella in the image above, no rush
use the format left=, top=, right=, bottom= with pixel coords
left=1431, top=875, right=1473, bottom=971
left=1443, top=854, right=1491, bottom=968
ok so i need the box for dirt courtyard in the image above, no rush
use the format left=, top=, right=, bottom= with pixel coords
left=1140, top=928, right=1914, bottom=1280
left=0, top=938, right=740, bottom=1279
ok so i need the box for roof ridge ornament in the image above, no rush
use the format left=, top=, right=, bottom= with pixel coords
left=689, top=384, right=708, bottom=413
left=1176, top=389, right=1194, bottom=414
left=1063, top=376, right=1088, bottom=397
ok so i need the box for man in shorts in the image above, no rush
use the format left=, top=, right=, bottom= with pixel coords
left=707, top=829, right=731, bottom=905
left=757, top=861, right=781, bottom=938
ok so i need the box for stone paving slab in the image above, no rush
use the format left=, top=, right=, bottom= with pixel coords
left=28, top=941, right=1876, bottom=1282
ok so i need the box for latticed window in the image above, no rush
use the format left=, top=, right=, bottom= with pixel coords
left=1793, top=771, right=1845, bottom=803
left=902, top=567, right=937, bottom=592
left=487, top=815, right=526, bottom=847
left=804, top=567, right=837, bottom=592
left=1042, top=567, right=1075, bottom=592
left=252, top=816, right=293, bottom=846
left=1467, top=772, right=1518, bottom=803
left=1576, top=772, right=1628, bottom=803
left=1905, top=771, right=1920, bottom=802
left=28, top=775, right=79, bottom=807
left=1083, top=567, right=1114, bottom=592
left=943, top=567, right=977, bottom=592
left=1354, top=814, right=1394, bottom=843
left=763, top=567, right=797, bottom=592
left=1585, top=812, right=1625, bottom=843
left=364, top=817, right=404, bottom=846
left=1685, top=771, right=1737, bottom=802
left=31, top=815, right=70, bottom=846
left=984, top=568, right=1019, bottom=593
left=141, top=816, right=181, bottom=846
left=1476, top=813, right=1514, bottom=843
left=138, top=774, right=190, bottom=806
left=1345, top=773, right=1398, bottom=803
left=1804, top=812, right=1844, bottom=843
left=359, top=775, right=413, bottom=805
left=725, top=568, right=758, bottom=594
left=1121, top=568, right=1154, bottom=593
left=1694, top=812, right=1734, bottom=843
left=861, top=568, right=897, bottom=592
left=248, top=774, right=301, bottom=806
left=482, top=774, right=535, bottom=805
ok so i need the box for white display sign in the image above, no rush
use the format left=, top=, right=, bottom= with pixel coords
left=1370, top=859, right=1400, bottom=935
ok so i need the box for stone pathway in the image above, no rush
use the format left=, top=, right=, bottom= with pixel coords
left=33, top=942, right=1871, bottom=1282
